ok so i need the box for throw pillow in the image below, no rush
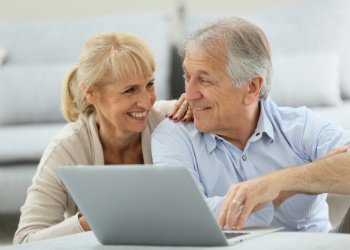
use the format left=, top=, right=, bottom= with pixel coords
left=269, top=53, right=341, bottom=107
left=0, top=63, right=72, bottom=125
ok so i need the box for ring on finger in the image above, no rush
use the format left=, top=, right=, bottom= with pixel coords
left=231, top=199, right=242, bottom=206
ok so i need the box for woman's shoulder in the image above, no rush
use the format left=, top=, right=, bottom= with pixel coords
left=147, top=100, right=176, bottom=129
left=54, top=115, right=90, bottom=145
left=40, top=115, right=95, bottom=167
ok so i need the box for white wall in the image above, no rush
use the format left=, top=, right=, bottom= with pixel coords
left=0, top=0, right=306, bottom=40
left=0, top=0, right=306, bottom=18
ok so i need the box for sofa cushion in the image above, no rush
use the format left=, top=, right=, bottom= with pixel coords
left=0, top=165, right=37, bottom=213
left=0, top=63, right=71, bottom=125
left=0, top=47, right=6, bottom=65
left=270, top=53, right=341, bottom=107
left=0, top=123, right=65, bottom=164
left=249, top=0, right=350, bottom=100
left=312, top=100, right=350, bottom=130
left=0, top=12, right=172, bottom=99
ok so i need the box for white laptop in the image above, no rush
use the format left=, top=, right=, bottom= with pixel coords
left=58, top=165, right=282, bottom=246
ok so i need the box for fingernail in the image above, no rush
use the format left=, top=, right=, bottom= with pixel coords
left=182, top=118, right=188, bottom=123
left=167, top=114, right=173, bottom=119
left=173, top=116, right=178, bottom=121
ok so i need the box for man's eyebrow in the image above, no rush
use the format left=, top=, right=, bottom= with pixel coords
left=181, top=66, right=210, bottom=76
left=198, top=70, right=210, bottom=76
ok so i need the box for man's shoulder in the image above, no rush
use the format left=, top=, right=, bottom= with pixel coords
left=264, top=98, right=313, bottom=124
left=263, top=98, right=338, bottom=140
left=153, top=118, right=200, bottom=137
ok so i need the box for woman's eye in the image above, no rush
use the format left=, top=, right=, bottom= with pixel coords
left=147, top=82, right=155, bottom=89
left=124, top=87, right=136, bottom=94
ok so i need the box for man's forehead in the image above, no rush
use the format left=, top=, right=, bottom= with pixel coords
left=182, top=53, right=222, bottom=75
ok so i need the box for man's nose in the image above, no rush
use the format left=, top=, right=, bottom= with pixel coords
left=185, top=78, right=202, bottom=101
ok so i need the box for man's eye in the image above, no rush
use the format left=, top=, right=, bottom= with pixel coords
left=199, top=78, right=212, bottom=85
left=182, top=74, right=189, bottom=82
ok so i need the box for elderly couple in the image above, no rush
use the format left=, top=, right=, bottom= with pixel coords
left=14, top=17, right=350, bottom=244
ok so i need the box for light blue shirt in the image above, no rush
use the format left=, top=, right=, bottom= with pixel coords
left=151, top=98, right=350, bottom=232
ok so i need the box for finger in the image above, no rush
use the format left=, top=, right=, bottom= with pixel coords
left=218, top=205, right=229, bottom=229
left=173, top=100, right=189, bottom=121
left=236, top=203, right=255, bottom=230
left=226, top=199, right=243, bottom=229
left=166, top=94, right=186, bottom=118
left=182, top=107, right=193, bottom=123
left=218, top=195, right=234, bottom=229
left=166, top=102, right=182, bottom=118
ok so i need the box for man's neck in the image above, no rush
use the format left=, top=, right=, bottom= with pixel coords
left=220, top=102, right=261, bottom=151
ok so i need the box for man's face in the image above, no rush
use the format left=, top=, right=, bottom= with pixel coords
left=183, top=49, right=248, bottom=136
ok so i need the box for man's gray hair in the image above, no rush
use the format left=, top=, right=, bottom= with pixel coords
left=178, top=17, right=272, bottom=100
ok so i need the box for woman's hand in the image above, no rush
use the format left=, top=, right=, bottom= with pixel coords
left=166, top=93, right=193, bottom=124
left=78, top=214, right=91, bottom=231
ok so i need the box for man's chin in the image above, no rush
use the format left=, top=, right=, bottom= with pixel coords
left=194, top=119, right=210, bottom=133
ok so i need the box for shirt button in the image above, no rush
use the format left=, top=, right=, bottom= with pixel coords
left=242, top=155, right=247, bottom=161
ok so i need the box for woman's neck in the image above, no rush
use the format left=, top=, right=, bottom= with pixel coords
left=96, top=118, right=144, bottom=165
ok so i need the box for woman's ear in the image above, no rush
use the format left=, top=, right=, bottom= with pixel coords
left=83, top=84, right=97, bottom=105
left=243, top=76, right=263, bottom=105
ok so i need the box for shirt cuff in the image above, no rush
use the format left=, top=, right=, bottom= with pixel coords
left=28, top=212, right=85, bottom=242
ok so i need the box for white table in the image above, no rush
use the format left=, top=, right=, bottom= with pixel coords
left=2, top=231, right=350, bottom=250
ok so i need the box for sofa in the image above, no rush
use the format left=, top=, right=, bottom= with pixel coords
left=0, top=11, right=173, bottom=214
left=0, top=0, right=349, bottom=229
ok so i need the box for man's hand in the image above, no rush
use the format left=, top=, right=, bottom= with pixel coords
left=218, top=173, right=282, bottom=230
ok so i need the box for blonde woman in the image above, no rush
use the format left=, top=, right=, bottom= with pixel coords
left=14, top=32, right=190, bottom=244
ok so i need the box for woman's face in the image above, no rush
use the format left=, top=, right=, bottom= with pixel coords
left=87, top=75, right=156, bottom=134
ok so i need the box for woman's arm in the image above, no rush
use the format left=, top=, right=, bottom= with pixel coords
left=13, top=143, right=88, bottom=244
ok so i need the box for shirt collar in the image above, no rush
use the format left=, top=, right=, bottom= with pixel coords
left=204, top=133, right=221, bottom=153
left=203, top=100, right=275, bottom=153
left=254, top=100, right=275, bottom=142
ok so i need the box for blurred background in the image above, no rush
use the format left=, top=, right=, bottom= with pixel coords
left=1, top=0, right=350, bottom=246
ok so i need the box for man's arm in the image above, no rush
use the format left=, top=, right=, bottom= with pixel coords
left=289, top=149, right=350, bottom=194
left=219, top=146, right=350, bottom=230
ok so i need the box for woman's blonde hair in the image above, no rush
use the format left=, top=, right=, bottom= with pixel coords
left=62, top=32, right=156, bottom=122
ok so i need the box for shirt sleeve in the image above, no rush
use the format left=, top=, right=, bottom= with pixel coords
left=300, top=109, right=350, bottom=161
left=152, top=120, right=274, bottom=227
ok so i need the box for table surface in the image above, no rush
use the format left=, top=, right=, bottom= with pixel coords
left=2, top=231, right=350, bottom=250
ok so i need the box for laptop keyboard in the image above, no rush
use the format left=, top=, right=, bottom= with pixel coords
left=224, top=232, right=249, bottom=239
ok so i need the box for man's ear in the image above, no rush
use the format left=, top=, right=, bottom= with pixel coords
left=83, top=84, right=97, bottom=105
left=243, top=76, right=263, bottom=105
